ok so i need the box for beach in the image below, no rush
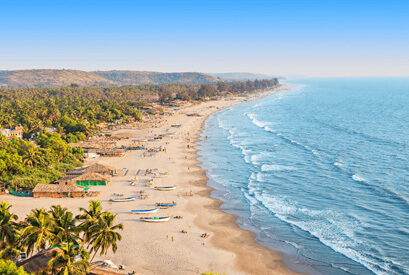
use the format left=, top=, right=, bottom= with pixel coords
left=3, top=85, right=297, bottom=275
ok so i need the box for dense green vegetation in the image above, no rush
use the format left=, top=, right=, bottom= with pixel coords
left=0, top=79, right=278, bottom=139
left=0, top=85, right=149, bottom=140
left=0, top=133, right=84, bottom=188
left=0, top=79, right=278, bottom=188
left=0, top=260, right=31, bottom=275
left=0, top=200, right=123, bottom=275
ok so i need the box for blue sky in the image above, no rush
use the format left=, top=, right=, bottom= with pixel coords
left=1, top=0, right=408, bottom=76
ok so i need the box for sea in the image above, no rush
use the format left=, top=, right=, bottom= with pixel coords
left=198, top=77, right=409, bottom=275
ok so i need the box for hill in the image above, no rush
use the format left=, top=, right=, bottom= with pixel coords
left=0, top=69, right=222, bottom=88
left=0, top=69, right=117, bottom=88
left=92, top=70, right=220, bottom=85
left=209, top=72, right=272, bottom=81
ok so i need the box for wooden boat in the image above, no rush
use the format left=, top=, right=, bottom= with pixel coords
left=141, top=216, right=170, bottom=222
left=110, top=197, right=135, bottom=202
left=155, top=185, right=176, bottom=191
left=131, top=208, right=158, bottom=214
left=156, top=202, right=177, bottom=208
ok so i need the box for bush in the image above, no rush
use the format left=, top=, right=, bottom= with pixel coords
left=0, top=260, right=31, bottom=275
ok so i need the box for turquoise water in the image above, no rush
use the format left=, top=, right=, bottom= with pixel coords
left=198, top=78, right=409, bottom=275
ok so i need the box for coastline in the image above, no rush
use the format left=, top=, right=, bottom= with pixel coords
left=188, top=118, right=300, bottom=275
left=2, top=84, right=299, bottom=275
left=184, top=84, right=301, bottom=275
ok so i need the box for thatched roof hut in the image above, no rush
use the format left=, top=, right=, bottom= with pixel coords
left=85, top=163, right=117, bottom=176
left=74, top=172, right=110, bottom=186
left=56, top=176, right=77, bottom=185
left=97, top=148, right=125, bottom=157
left=32, top=183, right=83, bottom=198
left=66, top=167, right=87, bottom=177
left=17, top=248, right=62, bottom=273
left=66, top=163, right=117, bottom=177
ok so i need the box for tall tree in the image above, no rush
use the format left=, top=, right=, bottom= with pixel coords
left=49, top=206, right=79, bottom=246
left=88, top=211, right=123, bottom=262
left=76, top=201, right=102, bottom=250
left=20, top=208, right=55, bottom=256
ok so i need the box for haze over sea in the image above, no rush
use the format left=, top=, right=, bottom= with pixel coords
left=199, top=77, right=409, bottom=275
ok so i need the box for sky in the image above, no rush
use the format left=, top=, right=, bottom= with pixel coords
left=1, top=0, right=409, bottom=77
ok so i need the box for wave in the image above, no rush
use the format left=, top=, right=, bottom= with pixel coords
left=247, top=113, right=271, bottom=129
left=252, top=194, right=387, bottom=275
left=261, top=164, right=295, bottom=172
left=250, top=151, right=275, bottom=165
left=352, top=174, right=366, bottom=182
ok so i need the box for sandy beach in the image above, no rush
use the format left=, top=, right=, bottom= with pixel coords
left=3, top=85, right=299, bottom=275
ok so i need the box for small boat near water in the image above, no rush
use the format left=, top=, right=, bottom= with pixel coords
left=110, top=197, right=135, bottom=202
left=141, top=216, right=170, bottom=222
left=131, top=208, right=158, bottom=214
left=156, top=202, right=177, bottom=208
left=155, top=185, right=176, bottom=191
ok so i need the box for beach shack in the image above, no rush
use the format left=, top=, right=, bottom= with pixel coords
left=73, top=172, right=110, bottom=186
left=57, top=172, right=110, bottom=186
left=32, top=183, right=83, bottom=198
left=66, top=163, right=117, bottom=177
left=65, top=167, right=87, bottom=177
left=85, top=163, right=117, bottom=176
left=97, top=148, right=125, bottom=157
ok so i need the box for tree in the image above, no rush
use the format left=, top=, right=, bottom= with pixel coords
left=88, top=211, right=123, bottom=262
left=0, top=202, right=19, bottom=245
left=76, top=201, right=102, bottom=250
left=0, top=260, right=31, bottom=275
left=47, top=242, right=90, bottom=275
left=48, top=206, right=79, bottom=246
left=20, top=208, right=55, bottom=256
left=0, top=202, right=20, bottom=261
left=21, top=147, right=42, bottom=168
left=197, top=84, right=217, bottom=98
left=217, top=82, right=229, bottom=93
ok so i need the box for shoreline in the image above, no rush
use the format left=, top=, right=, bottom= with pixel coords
left=2, top=84, right=300, bottom=275
left=186, top=85, right=300, bottom=275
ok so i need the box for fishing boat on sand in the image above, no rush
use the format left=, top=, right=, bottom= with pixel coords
left=141, top=216, right=170, bottom=222
left=156, top=202, right=177, bottom=208
left=131, top=208, right=158, bottom=214
left=110, top=197, right=135, bottom=202
left=155, top=185, right=176, bottom=191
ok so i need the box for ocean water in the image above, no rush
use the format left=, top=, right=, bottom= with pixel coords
left=198, top=77, right=409, bottom=275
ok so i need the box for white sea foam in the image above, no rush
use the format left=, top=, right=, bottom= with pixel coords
left=247, top=113, right=270, bottom=128
left=226, top=130, right=252, bottom=164
left=352, top=174, right=366, bottom=182
left=254, top=194, right=384, bottom=275
left=256, top=172, right=266, bottom=182
left=261, top=164, right=294, bottom=172
left=250, top=151, right=275, bottom=165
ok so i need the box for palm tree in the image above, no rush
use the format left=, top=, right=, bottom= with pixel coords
left=49, top=206, right=79, bottom=246
left=76, top=200, right=101, bottom=250
left=21, top=147, right=41, bottom=168
left=20, top=208, right=55, bottom=256
left=0, top=202, right=19, bottom=245
left=47, top=242, right=90, bottom=275
left=0, top=202, right=20, bottom=260
left=88, top=211, right=123, bottom=262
